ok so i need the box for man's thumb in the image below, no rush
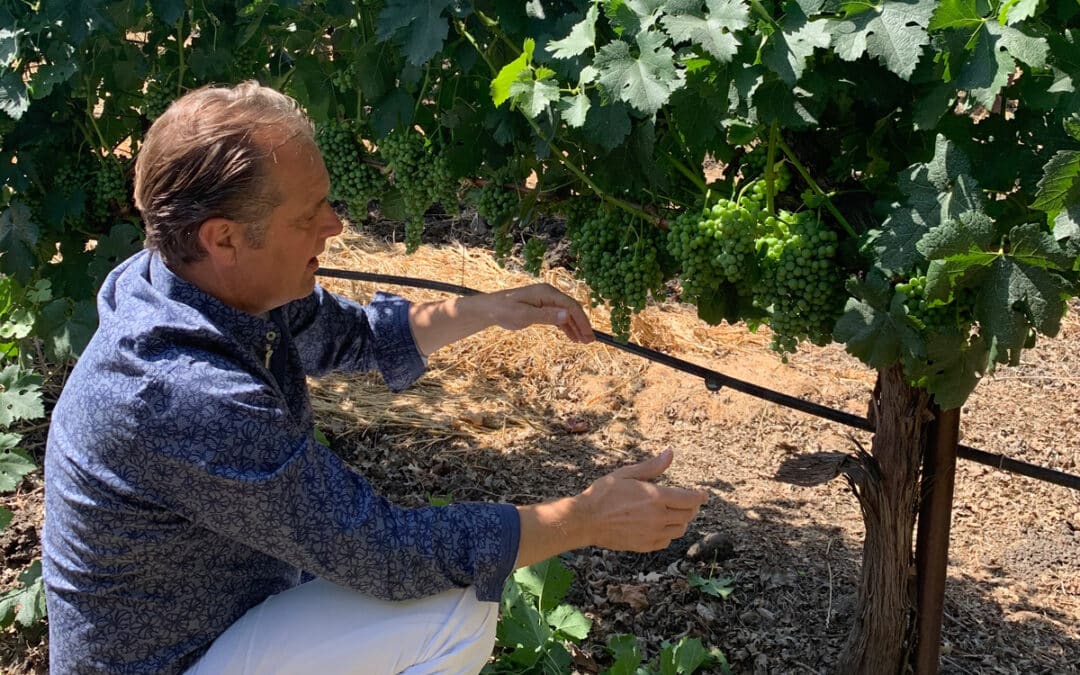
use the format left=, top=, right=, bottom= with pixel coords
left=616, top=448, right=674, bottom=481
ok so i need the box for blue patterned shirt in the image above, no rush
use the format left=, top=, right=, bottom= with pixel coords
left=42, top=250, right=520, bottom=674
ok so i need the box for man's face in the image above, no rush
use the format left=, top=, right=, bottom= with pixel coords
left=236, top=137, right=343, bottom=314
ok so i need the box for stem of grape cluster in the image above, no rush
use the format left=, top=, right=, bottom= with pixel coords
left=775, top=137, right=858, bottom=238
left=749, top=0, right=783, bottom=30
left=766, top=122, right=778, bottom=216
left=664, top=151, right=708, bottom=194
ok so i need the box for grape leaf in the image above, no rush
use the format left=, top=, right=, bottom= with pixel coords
left=906, top=333, right=988, bottom=410
left=606, top=634, right=643, bottom=675
left=660, top=0, right=751, bottom=64
left=928, top=0, right=982, bottom=31
left=875, top=136, right=983, bottom=273
left=669, top=637, right=710, bottom=675
left=496, top=582, right=550, bottom=667
left=752, top=79, right=818, bottom=129
left=513, top=557, right=573, bottom=613
left=582, top=98, right=632, bottom=151
left=88, top=222, right=143, bottom=287
left=370, top=89, right=415, bottom=138
left=688, top=571, right=735, bottom=598
left=998, top=0, right=1039, bottom=25
left=0, top=507, right=10, bottom=531
left=871, top=205, right=933, bottom=274
left=375, top=0, right=452, bottom=66
left=0, top=71, right=28, bottom=121
left=917, top=210, right=996, bottom=259
left=946, top=18, right=1048, bottom=109
left=835, top=297, right=925, bottom=368
left=546, top=603, right=591, bottom=640
left=593, top=31, right=685, bottom=115
left=492, top=40, right=534, bottom=107
left=928, top=223, right=1075, bottom=365
left=150, top=0, right=186, bottom=26
left=1008, top=221, right=1076, bottom=271
left=1032, top=149, right=1080, bottom=214
left=559, top=91, right=591, bottom=128
left=0, top=364, right=43, bottom=427
left=762, top=5, right=830, bottom=84
left=548, top=3, right=599, bottom=59
left=0, top=560, right=45, bottom=629
left=0, top=432, right=17, bottom=452
left=0, top=448, right=35, bottom=492
left=828, top=0, right=935, bottom=80
left=0, top=28, right=19, bottom=67
left=509, top=67, right=561, bottom=118
left=603, top=0, right=666, bottom=35
left=36, top=297, right=97, bottom=360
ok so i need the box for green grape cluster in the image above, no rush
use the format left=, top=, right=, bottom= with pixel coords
left=476, top=180, right=517, bottom=227
left=667, top=198, right=758, bottom=304
left=330, top=63, right=357, bottom=92
left=800, top=188, right=826, bottom=209
left=523, top=237, right=546, bottom=276
left=52, top=162, right=93, bottom=223
left=233, top=42, right=268, bottom=79
left=754, top=209, right=843, bottom=354
left=316, top=118, right=386, bottom=224
left=0, top=114, right=14, bottom=148
left=742, top=145, right=792, bottom=193
left=569, top=206, right=664, bottom=339
left=92, top=156, right=128, bottom=222
left=896, top=275, right=975, bottom=335
left=142, top=77, right=174, bottom=120
left=378, top=130, right=459, bottom=252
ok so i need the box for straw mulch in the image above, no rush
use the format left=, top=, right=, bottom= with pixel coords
left=308, top=231, right=769, bottom=447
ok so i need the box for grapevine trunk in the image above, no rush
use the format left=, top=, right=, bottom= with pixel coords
left=837, top=364, right=931, bottom=674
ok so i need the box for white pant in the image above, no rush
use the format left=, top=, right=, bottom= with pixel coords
left=187, top=580, right=499, bottom=675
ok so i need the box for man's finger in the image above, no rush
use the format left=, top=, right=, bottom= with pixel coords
left=660, top=488, right=709, bottom=510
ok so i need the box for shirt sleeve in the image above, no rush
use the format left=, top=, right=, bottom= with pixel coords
left=282, top=286, right=426, bottom=391
left=130, top=359, right=520, bottom=602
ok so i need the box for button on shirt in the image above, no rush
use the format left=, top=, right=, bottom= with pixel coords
left=42, top=250, right=520, bottom=674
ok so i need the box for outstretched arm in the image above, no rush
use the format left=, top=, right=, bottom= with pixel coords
left=514, top=449, right=709, bottom=568
left=408, top=283, right=594, bottom=356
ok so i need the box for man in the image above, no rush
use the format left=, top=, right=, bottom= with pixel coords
left=42, top=81, right=708, bottom=674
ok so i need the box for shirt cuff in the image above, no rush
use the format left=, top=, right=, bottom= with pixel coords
left=473, top=503, right=520, bottom=603
left=363, top=292, right=428, bottom=392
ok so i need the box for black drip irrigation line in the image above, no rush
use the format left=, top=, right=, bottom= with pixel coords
left=316, top=267, right=1080, bottom=492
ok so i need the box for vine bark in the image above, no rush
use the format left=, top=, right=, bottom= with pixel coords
left=836, top=363, right=932, bottom=674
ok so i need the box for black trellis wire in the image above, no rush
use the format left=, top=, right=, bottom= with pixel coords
left=316, top=267, right=1080, bottom=492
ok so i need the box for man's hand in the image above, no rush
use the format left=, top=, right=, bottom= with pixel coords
left=576, top=449, right=708, bottom=552
left=515, top=449, right=709, bottom=567
left=484, top=283, right=594, bottom=344
left=408, top=283, right=593, bottom=356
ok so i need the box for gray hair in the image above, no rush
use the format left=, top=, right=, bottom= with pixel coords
left=134, top=81, right=315, bottom=266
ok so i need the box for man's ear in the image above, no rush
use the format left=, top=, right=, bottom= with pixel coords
left=197, top=217, right=242, bottom=266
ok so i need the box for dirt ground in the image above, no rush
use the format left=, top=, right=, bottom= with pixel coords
left=1, top=220, right=1078, bottom=674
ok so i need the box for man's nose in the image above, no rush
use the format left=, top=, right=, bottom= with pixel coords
left=321, top=205, right=344, bottom=237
